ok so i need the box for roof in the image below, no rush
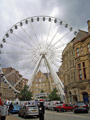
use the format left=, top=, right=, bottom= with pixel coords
left=74, top=29, right=88, bottom=44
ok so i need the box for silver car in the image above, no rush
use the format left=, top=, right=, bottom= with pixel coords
left=18, top=105, right=39, bottom=118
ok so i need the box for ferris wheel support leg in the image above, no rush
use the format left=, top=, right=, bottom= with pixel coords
left=28, top=55, right=42, bottom=89
left=45, top=55, right=65, bottom=100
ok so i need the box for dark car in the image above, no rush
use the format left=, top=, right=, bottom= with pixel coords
left=56, top=103, right=73, bottom=112
left=74, top=101, right=88, bottom=113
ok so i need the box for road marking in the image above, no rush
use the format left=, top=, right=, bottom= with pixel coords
left=45, top=110, right=90, bottom=118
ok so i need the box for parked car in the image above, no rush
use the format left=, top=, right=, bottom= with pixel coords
left=11, top=104, right=21, bottom=113
left=74, top=101, right=88, bottom=113
left=56, top=103, right=73, bottom=112
left=47, top=101, right=61, bottom=110
left=18, top=105, right=39, bottom=118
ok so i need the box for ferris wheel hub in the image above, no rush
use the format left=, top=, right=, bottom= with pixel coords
left=40, top=47, right=47, bottom=57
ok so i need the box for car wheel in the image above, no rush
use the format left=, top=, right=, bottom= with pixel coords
left=37, top=115, right=39, bottom=118
left=18, top=113, right=21, bottom=117
left=86, top=110, right=88, bottom=113
left=23, top=113, right=26, bottom=119
left=57, top=110, right=59, bottom=112
left=74, top=110, right=76, bottom=113
left=71, top=109, right=73, bottom=111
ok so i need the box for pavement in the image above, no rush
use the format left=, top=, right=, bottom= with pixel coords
left=6, top=115, right=20, bottom=120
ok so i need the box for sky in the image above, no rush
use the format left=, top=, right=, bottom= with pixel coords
left=0, top=0, right=90, bottom=41
left=0, top=0, right=90, bottom=85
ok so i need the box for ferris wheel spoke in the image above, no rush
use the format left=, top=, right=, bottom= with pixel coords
left=44, top=59, right=53, bottom=91
left=45, top=20, right=52, bottom=46
left=5, top=70, right=15, bottom=77
left=12, top=33, right=32, bottom=48
left=52, top=43, right=67, bottom=50
left=6, top=41, right=31, bottom=51
left=20, top=26, right=39, bottom=50
left=30, top=21, right=41, bottom=49
left=1, top=51, right=31, bottom=55
left=47, top=25, right=62, bottom=49
left=28, top=55, right=43, bottom=89
left=1, top=55, right=34, bottom=66
left=48, top=31, right=71, bottom=51
left=41, top=19, right=43, bottom=45
left=14, top=58, right=39, bottom=87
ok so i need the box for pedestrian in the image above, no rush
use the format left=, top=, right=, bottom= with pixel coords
left=8, top=102, right=14, bottom=115
left=86, top=101, right=89, bottom=111
left=0, top=101, right=8, bottom=120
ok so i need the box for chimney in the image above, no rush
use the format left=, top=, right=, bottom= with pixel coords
left=87, top=20, right=90, bottom=33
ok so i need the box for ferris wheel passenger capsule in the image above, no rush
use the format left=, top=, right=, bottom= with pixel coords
left=15, top=25, right=18, bottom=29
left=10, top=29, right=13, bottom=33
left=4, top=80, right=7, bottom=84
left=74, top=31, right=78, bottom=36
left=9, top=86, right=12, bottom=89
left=54, top=19, right=57, bottom=23
left=25, top=20, right=28, bottom=24
left=31, top=18, right=33, bottom=22
left=37, top=17, right=39, bottom=21
left=70, top=27, right=73, bottom=31
left=6, top=33, right=9, bottom=38
left=65, top=24, right=68, bottom=28
left=60, top=21, right=62, bottom=25
left=0, top=44, right=3, bottom=48
left=43, top=17, right=45, bottom=21
left=3, top=38, right=6, bottom=43
left=20, top=22, right=23, bottom=26
left=14, top=91, right=17, bottom=94
left=49, top=17, right=51, bottom=22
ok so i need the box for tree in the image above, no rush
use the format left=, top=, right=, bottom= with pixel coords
left=40, top=89, right=44, bottom=93
left=17, top=85, right=32, bottom=101
left=48, top=87, right=61, bottom=101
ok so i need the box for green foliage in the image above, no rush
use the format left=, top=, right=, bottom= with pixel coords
left=48, top=87, right=61, bottom=101
left=40, top=89, right=44, bottom=93
left=17, top=85, right=32, bottom=101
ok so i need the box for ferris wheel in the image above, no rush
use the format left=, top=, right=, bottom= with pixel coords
left=0, top=16, right=77, bottom=96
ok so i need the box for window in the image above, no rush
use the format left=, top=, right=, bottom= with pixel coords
left=39, top=78, right=41, bottom=82
left=81, top=47, right=83, bottom=54
left=36, top=78, right=38, bottom=82
left=42, top=77, right=44, bottom=82
left=76, top=48, right=79, bottom=57
left=36, top=89, right=38, bottom=91
left=82, top=62, right=86, bottom=79
left=43, top=83, right=45, bottom=86
left=78, top=63, right=82, bottom=80
left=87, top=43, right=90, bottom=52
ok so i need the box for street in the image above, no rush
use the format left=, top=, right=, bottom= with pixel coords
left=8, top=110, right=90, bottom=120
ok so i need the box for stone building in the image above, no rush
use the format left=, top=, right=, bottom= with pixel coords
left=30, top=70, right=62, bottom=99
left=0, top=67, right=28, bottom=100
left=62, top=20, right=90, bottom=105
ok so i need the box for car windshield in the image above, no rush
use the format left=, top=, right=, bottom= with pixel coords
left=75, top=102, right=85, bottom=106
left=27, top=106, right=37, bottom=109
left=13, top=105, right=19, bottom=107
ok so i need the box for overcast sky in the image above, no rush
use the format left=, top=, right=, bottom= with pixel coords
left=0, top=0, right=90, bottom=41
left=0, top=0, right=90, bottom=82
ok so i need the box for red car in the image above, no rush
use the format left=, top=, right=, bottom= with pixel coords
left=56, top=103, right=73, bottom=112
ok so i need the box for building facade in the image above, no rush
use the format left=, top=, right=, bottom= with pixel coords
left=0, top=67, right=28, bottom=100
left=30, top=70, right=62, bottom=99
left=62, top=20, right=90, bottom=105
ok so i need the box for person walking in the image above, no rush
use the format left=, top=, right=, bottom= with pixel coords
left=8, top=102, right=13, bottom=115
left=0, top=101, right=8, bottom=120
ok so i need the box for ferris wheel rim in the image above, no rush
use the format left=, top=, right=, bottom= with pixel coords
left=0, top=15, right=78, bottom=94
